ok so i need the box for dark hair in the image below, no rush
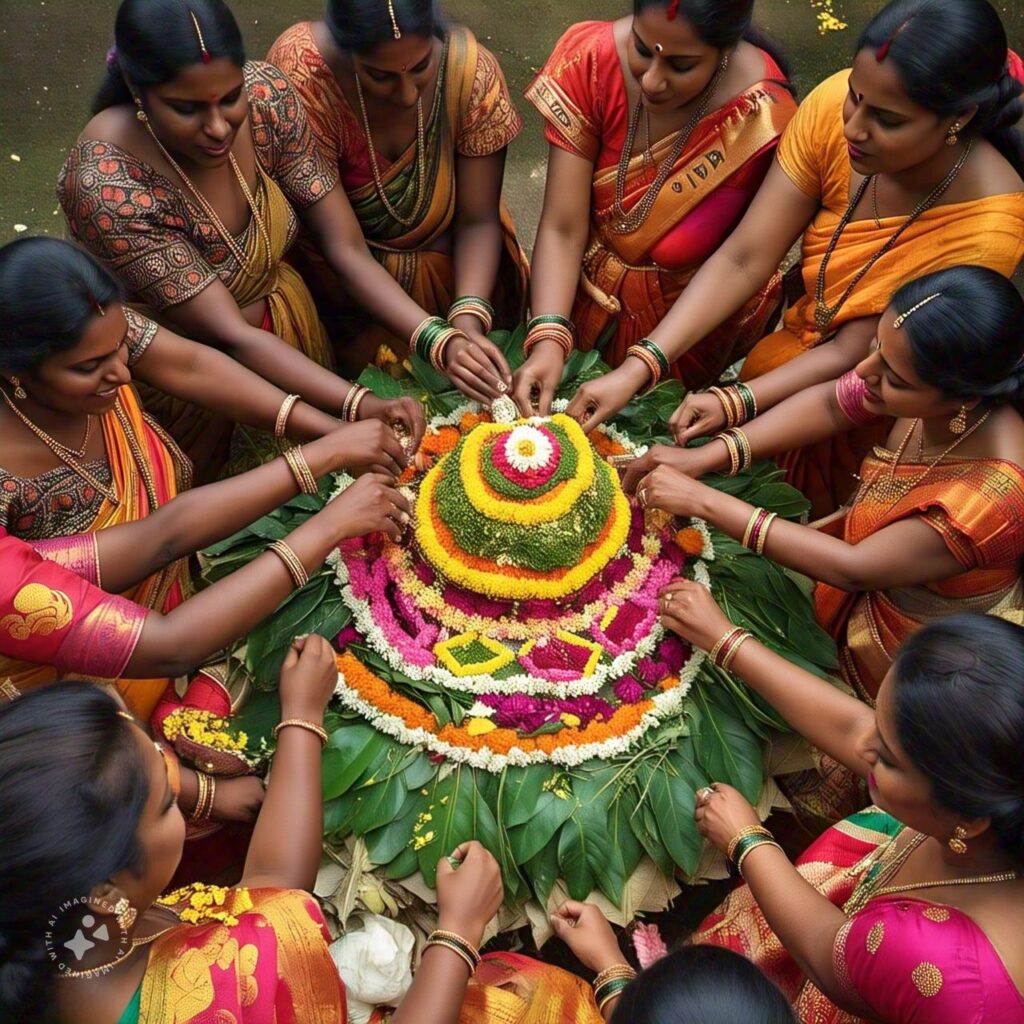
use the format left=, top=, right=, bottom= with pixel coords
left=0, top=237, right=123, bottom=376
left=610, top=944, right=797, bottom=1024
left=325, top=0, right=445, bottom=53
left=893, top=614, right=1024, bottom=869
left=858, top=0, right=1024, bottom=175
left=890, top=265, right=1024, bottom=408
left=632, top=0, right=792, bottom=83
left=0, top=685, right=149, bottom=1023
left=93, top=0, right=246, bottom=113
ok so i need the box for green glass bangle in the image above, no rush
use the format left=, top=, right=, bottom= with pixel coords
left=735, top=382, right=757, bottom=421
left=730, top=830, right=775, bottom=862
left=415, top=319, right=450, bottom=362
left=527, top=313, right=576, bottom=335
left=449, top=295, right=494, bottom=316
left=594, top=976, right=633, bottom=1007
left=637, top=337, right=671, bottom=377
left=734, top=836, right=783, bottom=876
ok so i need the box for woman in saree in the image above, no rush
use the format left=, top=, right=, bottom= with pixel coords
left=267, top=0, right=529, bottom=384
left=58, top=0, right=493, bottom=480
left=511, top=0, right=797, bottom=413
left=0, top=236, right=415, bottom=720
left=655, top=596, right=1024, bottom=1022
left=567, top=0, right=1024, bottom=517
left=623, top=266, right=1024, bottom=710
left=0, top=672, right=604, bottom=1024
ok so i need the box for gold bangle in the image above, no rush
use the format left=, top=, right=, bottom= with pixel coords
left=274, top=394, right=300, bottom=439
left=428, top=929, right=482, bottom=968
left=593, top=964, right=637, bottom=988
left=741, top=507, right=763, bottom=549
left=715, top=431, right=740, bottom=476
left=755, top=511, right=778, bottom=556
left=720, top=631, right=753, bottom=671
left=736, top=838, right=783, bottom=877
left=190, top=772, right=216, bottom=823
left=425, top=939, right=477, bottom=975
left=273, top=718, right=329, bottom=747
left=268, top=540, right=310, bottom=589
left=726, top=824, right=773, bottom=863
left=707, top=626, right=741, bottom=665
left=284, top=447, right=318, bottom=496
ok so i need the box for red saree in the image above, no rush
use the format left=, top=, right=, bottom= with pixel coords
left=526, top=21, right=797, bottom=389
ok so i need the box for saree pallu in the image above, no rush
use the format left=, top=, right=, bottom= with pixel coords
left=0, top=388, right=189, bottom=718
left=815, top=453, right=1024, bottom=704
left=135, top=168, right=335, bottom=482
left=0, top=528, right=149, bottom=704
left=566, top=83, right=796, bottom=389
left=280, top=25, right=529, bottom=376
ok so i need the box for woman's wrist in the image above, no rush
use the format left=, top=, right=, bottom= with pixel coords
left=620, top=356, right=655, bottom=394
left=436, top=914, right=485, bottom=950
left=277, top=705, right=327, bottom=729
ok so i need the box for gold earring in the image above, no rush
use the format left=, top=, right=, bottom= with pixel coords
left=949, top=405, right=968, bottom=435
left=10, top=377, right=26, bottom=400
left=114, top=896, right=137, bottom=931
left=946, top=121, right=961, bottom=147
left=948, top=825, right=968, bottom=855
left=134, top=96, right=147, bottom=123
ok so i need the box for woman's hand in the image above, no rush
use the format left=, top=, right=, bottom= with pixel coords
left=435, top=841, right=505, bottom=948
left=657, top=577, right=734, bottom=653
left=632, top=465, right=712, bottom=518
left=358, top=394, right=426, bottom=455
left=694, top=782, right=761, bottom=857
left=669, top=391, right=727, bottom=445
left=317, top=472, right=411, bottom=543
left=327, top=420, right=409, bottom=478
left=549, top=901, right=624, bottom=973
left=278, top=634, right=338, bottom=723
left=620, top=444, right=711, bottom=494
left=443, top=329, right=513, bottom=405
left=511, top=342, right=565, bottom=416
left=212, top=774, right=266, bottom=824
left=565, top=362, right=650, bottom=434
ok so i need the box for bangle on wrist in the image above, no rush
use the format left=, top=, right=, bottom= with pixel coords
left=624, top=345, right=662, bottom=395
left=523, top=314, right=575, bottom=360
left=268, top=540, right=311, bottom=590
left=274, top=394, right=300, bottom=439
left=726, top=824, right=774, bottom=863
left=734, top=835, right=783, bottom=877
left=741, top=507, right=777, bottom=556
left=342, top=384, right=370, bottom=423
left=189, top=771, right=216, bottom=823
left=425, top=929, right=481, bottom=975
left=448, top=296, right=494, bottom=335
left=593, top=964, right=636, bottom=1012
left=273, top=718, right=329, bottom=747
left=707, top=626, right=753, bottom=670
left=283, top=446, right=318, bottom=496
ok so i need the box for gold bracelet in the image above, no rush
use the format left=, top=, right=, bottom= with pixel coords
left=715, top=431, right=741, bottom=476
left=755, top=512, right=778, bottom=556
left=268, top=540, right=310, bottom=589
left=274, top=394, right=300, bottom=439
left=720, top=631, right=753, bottom=671
left=726, top=824, right=773, bottom=863
left=428, top=929, right=482, bottom=969
left=736, top=838, right=784, bottom=877
left=283, top=447, right=318, bottom=496
left=741, top=507, right=763, bottom=549
left=593, top=964, right=637, bottom=988
left=190, top=771, right=216, bottom=823
left=273, top=718, right=329, bottom=747
left=707, top=626, right=743, bottom=665
left=425, top=938, right=477, bottom=975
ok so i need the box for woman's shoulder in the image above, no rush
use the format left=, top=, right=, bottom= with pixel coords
left=545, top=19, right=617, bottom=65
left=61, top=110, right=157, bottom=185
left=265, top=20, right=321, bottom=80
left=957, top=138, right=1024, bottom=201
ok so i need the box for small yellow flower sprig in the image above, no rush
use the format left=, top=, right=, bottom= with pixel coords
left=162, top=707, right=249, bottom=753
left=158, top=883, right=254, bottom=927
left=811, top=0, right=848, bottom=34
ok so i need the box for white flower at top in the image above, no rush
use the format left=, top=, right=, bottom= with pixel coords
left=504, top=425, right=554, bottom=472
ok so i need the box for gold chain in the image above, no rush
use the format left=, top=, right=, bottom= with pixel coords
left=612, top=54, right=729, bottom=235
left=353, top=40, right=449, bottom=228
left=143, top=122, right=274, bottom=275
left=60, top=920, right=180, bottom=981
left=1, top=388, right=117, bottom=504
left=858, top=409, right=990, bottom=511
left=814, top=138, right=973, bottom=332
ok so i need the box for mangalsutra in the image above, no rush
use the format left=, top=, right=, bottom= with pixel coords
left=814, top=139, right=973, bottom=333
left=612, top=54, right=730, bottom=234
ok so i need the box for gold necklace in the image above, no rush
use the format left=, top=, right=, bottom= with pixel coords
left=814, top=139, right=973, bottom=332
left=353, top=40, right=449, bottom=228
left=612, top=54, right=729, bottom=235
left=60, top=921, right=179, bottom=981
left=143, top=122, right=274, bottom=275
left=860, top=409, right=991, bottom=510
left=1, top=388, right=117, bottom=504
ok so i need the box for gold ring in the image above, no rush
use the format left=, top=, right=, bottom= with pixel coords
left=638, top=488, right=648, bottom=508
left=697, top=787, right=715, bottom=804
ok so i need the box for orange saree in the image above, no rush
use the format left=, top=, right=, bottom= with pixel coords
left=526, top=21, right=797, bottom=389
left=268, top=24, right=529, bottom=375
left=815, top=449, right=1024, bottom=704
left=0, top=383, right=190, bottom=719
left=742, top=70, right=1024, bottom=516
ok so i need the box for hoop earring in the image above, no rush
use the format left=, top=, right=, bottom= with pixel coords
left=945, top=121, right=961, bottom=147
left=948, top=825, right=969, bottom=855
left=134, top=96, right=147, bottom=124
left=113, top=897, right=137, bottom=931
left=9, top=377, right=26, bottom=400
left=949, top=405, right=968, bottom=435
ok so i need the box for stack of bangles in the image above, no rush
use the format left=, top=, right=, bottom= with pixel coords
left=424, top=930, right=481, bottom=975
left=268, top=539, right=310, bottom=590
left=283, top=447, right=318, bottom=496
left=190, top=771, right=216, bottom=824
left=274, top=393, right=300, bottom=439
left=708, top=626, right=754, bottom=671
left=708, top=382, right=757, bottom=426
left=411, top=316, right=467, bottom=373
left=742, top=506, right=778, bottom=556
left=625, top=338, right=671, bottom=394
left=714, top=427, right=752, bottom=476
left=342, top=384, right=370, bottom=423
left=727, top=825, right=783, bottom=877
left=448, top=295, right=494, bottom=335
left=273, top=718, right=329, bottom=747
left=522, top=314, right=575, bottom=360
left=593, top=964, right=637, bottom=1012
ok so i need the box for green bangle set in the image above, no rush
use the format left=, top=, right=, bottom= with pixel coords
left=733, top=834, right=783, bottom=876
left=635, top=337, right=671, bottom=378
left=594, top=976, right=633, bottom=1010
left=448, top=295, right=494, bottom=334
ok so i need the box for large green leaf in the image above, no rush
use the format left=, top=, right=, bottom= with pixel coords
left=322, top=724, right=387, bottom=801
left=507, top=777, right=577, bottom=864
left=357, top=364, right=404, bottom=399
left=498, top=766, right=552, bottom=829
left=364, top=788, right=427, bottom=866
left=688, top=689, right=764, bottom=803
left=640, top=742, right=707, bottom=875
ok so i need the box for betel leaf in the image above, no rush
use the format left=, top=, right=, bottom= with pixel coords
left=364, top=788, right=427, bottom=866
left=382, top=844, right=418, bottom=880
left=640, top=742, right=707, bottom=875
left=322, top=724, right=386, bottom=801
left=351, top=768, right=409, bottom=836
left=357, top=364, right=404, bottom=399
left=687, top=688, right=764, bottom=804
left=524, top=841, right=561, bottom=906
left=498, top=766, right=550, bottom=829
left=507, top=777, right=577, bottom=864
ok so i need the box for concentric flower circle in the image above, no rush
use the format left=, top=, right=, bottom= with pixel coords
left=504, top=425, right=554, bottom=472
